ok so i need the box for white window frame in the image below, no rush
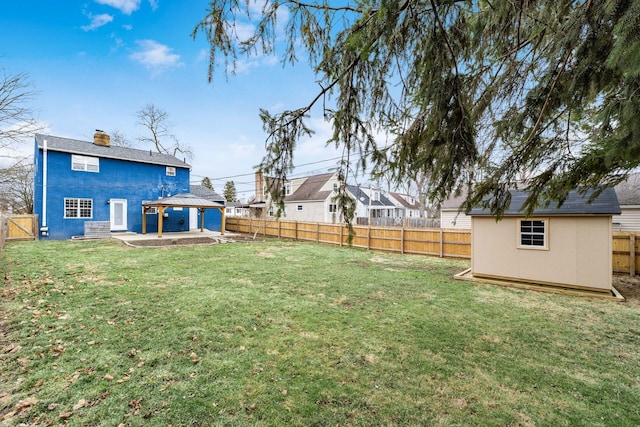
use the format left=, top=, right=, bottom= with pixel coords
left=329, top=204, right=337, bottom=213
left=71, top=155, right=99, bottom=172
left=166, top=166, right=176, bottom=176
left=64, top=198, right=93, bottom=218
left=284, top=183, right=291, bottom=195
left=517, top=218, right=549, bottom=250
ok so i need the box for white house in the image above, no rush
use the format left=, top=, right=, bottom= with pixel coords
left=613, top=173, right=640, bottom=231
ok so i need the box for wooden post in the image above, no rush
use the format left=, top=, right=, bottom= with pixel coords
left=401, top=226, right=405, bottom=254
left=631, top=234, right=636, bottom=276
left=367, top=225, right=371, bottom=250
left=220, top=207, right=226, bottom=235
left=264, top=217, right=267, bottom=237
left=278, top=220, right=281, bottom=238
left=142, top=207, right=147, bottom=234
left=316, top=223, right=320, bottom=243
left=439, top=229, right=443, bottom=257
left=158, top=206, right=164, bottom=238
left=294, top=221, right=298, bottom=241
left=340, top=224, right=343, bottom=247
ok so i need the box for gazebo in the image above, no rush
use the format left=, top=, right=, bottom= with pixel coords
left=142, top=193, right=225, bottom=238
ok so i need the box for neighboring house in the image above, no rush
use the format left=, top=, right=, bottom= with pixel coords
left=33, top=132, right=191, bottom=240
left=387, top=192, right=422, bottom=218
left=440, top=189, right=471, bottom=229
left=225, top=201, right=251, bottom=218
left=613, top=173, right=640, bottom=231
left=189, top=185, right=226, bottom=231
left=346, top=185, right=397, bottom=221
left=283, top=173, right=341, bottom=223
left=468, top=188, right=620, bottom=293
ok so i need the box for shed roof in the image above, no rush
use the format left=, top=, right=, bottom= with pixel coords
left=469, top=188, right=620, bottom=216
left=142, top=193, right=224, bottom=208
left=35, top=133, right=190, bottom=169
left=614, top=173, right=640, bottom=206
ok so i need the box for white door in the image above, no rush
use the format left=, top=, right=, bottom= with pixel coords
left=110, top=199, right=127, bottom=231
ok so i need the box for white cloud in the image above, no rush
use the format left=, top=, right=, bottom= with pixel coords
left=95, top=0, right=141, bottom=15
left=130, top=40, right=182, bottom=73
left=232, top=54, right=279, bottom=75
left=81, top=13, right=114, bottom=31
left=122, top=24, right=133, bottom=30
left=148, top=0, right=159, bottom=12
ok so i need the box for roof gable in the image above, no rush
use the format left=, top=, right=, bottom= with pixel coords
left=614, top=173, right=640, bottom=206
left=285, top=173, right=335, bottom=202
left=35, top=134, right=190, bottom=169
left=469, top=188, right=621, bottom=216
left=346, top=185, right=396, bottom=207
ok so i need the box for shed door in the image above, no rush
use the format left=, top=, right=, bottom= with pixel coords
left=110, top=199, right=127, bottom=231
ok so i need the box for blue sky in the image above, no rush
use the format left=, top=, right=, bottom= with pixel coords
left=1, top=0, right=347, bottom=199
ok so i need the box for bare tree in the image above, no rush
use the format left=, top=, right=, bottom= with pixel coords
left=0, top=159, right=33, bottom=213
left=109, top=129, right=136, bottom=148
left=0, top=67, right=40, bottom=152
left=0, top=65, right=40, bottom=213
left=136, top=103, right=192, bottom=160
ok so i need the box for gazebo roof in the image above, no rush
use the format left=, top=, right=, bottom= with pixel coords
left=143, top=193, right=225, bottom=209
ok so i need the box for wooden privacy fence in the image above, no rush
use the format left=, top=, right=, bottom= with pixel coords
left=226, top=217, right=471, bottom=259
left=613, top=232, right=640, bottom=276
left=227, top=218, right=640, bottom=275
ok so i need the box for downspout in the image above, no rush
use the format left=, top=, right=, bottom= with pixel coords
left=40, top=139, right=49, bottom=236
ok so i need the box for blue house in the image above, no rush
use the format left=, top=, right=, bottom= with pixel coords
left=33, top=132, right=192, bottom=240
left=189, top=185, right=226, bottom=231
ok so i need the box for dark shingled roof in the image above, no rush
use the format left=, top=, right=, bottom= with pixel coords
left=614, top=173, right=640, bottom=206
left=346, top=185, right=396, bottom=207
left=387, top=192, right=421, bottom=209
left=35, top=134, right=190, bottom=169
left=285, top=173, right=335, bottom=202
left=469, top=187, right=620, bottom=216
left=190, top=185, right=226, bottom=203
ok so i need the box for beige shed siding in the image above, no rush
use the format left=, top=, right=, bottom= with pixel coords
left=472, top=216, right=612, bottom=291
left=613, top=207, right=640, bottom=232
left=440, top=210, right=472, bottom=229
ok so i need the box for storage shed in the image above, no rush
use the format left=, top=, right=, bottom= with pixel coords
left=467, top=188, right=620, bottom=294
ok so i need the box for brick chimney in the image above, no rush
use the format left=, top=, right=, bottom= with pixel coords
left=93, top=130, right=110, bottom=147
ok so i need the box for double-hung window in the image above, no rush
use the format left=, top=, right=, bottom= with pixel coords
left=518, top=218, right=548, bottom=249
left=64, top=198, right=93, bottom=218
left=71, top=155, right=99, bottom=172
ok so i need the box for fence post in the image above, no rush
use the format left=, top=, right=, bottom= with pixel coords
left=401, top=226, right=405, bottom=254
left=367, top=225, right=371, bottom=250
left=278, top=220, right=281, bottom=239
left=294, top=221, right=298, bottom=241
left=439, top=229, right=444, bottom=258
left=631, top=234, right=636, bottom=276
left=316, top=223, right=320, bottom=243
left=340, top=224, right=343, bottom=247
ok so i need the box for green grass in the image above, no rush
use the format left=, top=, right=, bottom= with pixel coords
left=1, top=238, right=639, bottom=426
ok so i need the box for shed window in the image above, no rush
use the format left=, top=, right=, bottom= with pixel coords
left=166, top=167, right=176, bottom=176
left=71, top=155, right=99, bottom=172
left=284, top=183, right=291, bottom=195
left=329, top=204, right=337, bottom=213
left=297, top=205, right=303, bottom=211
left=64, top=198, right=93, bottom=218
left=518, top=219, right=547, bottom=249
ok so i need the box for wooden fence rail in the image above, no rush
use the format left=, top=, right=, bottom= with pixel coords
left=226, top=218, right=640, bottom=276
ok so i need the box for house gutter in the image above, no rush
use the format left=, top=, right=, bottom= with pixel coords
left=40, top=139, right=49, bottom=236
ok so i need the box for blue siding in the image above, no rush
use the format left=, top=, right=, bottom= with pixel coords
left=197, top=208, right=223, bottom=231
left=34, top=141, right=191, bottom=240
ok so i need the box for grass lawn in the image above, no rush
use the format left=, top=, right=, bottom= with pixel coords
left=1, top=238, right=639, bottom=426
